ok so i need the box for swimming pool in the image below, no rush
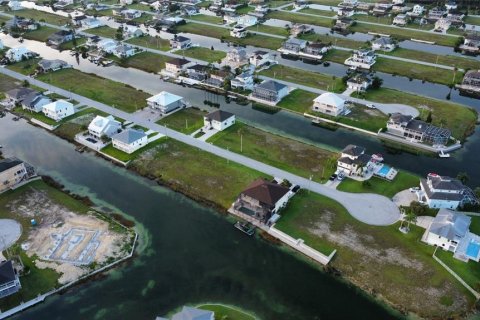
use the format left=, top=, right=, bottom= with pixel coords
left=466, top=241, right=480, bottom=259
left=377, top=165, right=391, bottom=177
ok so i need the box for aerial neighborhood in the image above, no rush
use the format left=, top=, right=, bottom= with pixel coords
left=1, top=0, right=480, bottom=318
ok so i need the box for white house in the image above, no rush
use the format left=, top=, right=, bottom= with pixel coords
left=392, top=0, right=405, bottom=4
left=88, top=115, right=122, bottom=139
left=42, top=100, right=75, bottom=121
left=251, top=80, right=289, bottom=104
left=147, top=91, right=184, bottom=113
left=371, top=37, right=396, bottom=52
left=82, top=18, right=103, bottom=29
left=249, top=50, right=270, bottom=67
left=434, top=18, right=451, bottom=32
left=123, top=25, right=144, bottom=38
left=425, top=209, right=470, bottom=253
left=113, top=44, right=136, bottom=58
left=231, top=72, right=254, bottom=90
left=226, top=48, right=248, bottom=64
left=97, top=39, right=117, bottom=53
left=204, top=110, right=235, bottom=131
left=344, top=49, right=376, bottom=69
left=111, top=128, right=148, bottom=154
left=347, top=74, right=372, bottom=92
left=7, top=1, right=23, bottom=10
left=237, top=14, right=258, bottom=27
left=312, top=92, right=346, bottom=117
left=230, top=24, right=248, bottom=38
left=0, top=261, right=21, bottom=299
left=169, top=36, right=192, bottom=49
left=411, top=4, right=424, bottom=16
left=337, top=144, right=372, bottom=175
left=445, top=1, right=458, bottom=11
left=393, top=14, right=408, bottom=26
left=5, top=47, right=32, bottom=62
left=0, top=158, right=30, bottom=193
left=419, top=173, right=478, bottom=210
left=164, top=58, right=191, bottom=76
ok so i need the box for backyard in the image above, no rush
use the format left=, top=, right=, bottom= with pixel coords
left=277, top=89, right=317, bottom=113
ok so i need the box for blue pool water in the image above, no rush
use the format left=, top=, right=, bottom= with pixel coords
left=377, top=165, right=391, bottom=177
left=466, top=241, right=480, bottom=259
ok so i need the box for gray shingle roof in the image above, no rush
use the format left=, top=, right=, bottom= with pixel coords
left=0, top=261, right=16, bottom=285
left=112, top=129, right=146, bottom=144
left=429, top=209, right=470, bottom=241
left=256, top=80, right=287, bottom=92
left=341, top=144, right=365, bottom=157
left=205, top=110, right=234, bottom=122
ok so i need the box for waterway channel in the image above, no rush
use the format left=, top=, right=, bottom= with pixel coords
left=0, top=115, right=401, bottom=319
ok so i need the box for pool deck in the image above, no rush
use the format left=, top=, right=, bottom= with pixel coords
left=454, top=232, right=480, bottom=262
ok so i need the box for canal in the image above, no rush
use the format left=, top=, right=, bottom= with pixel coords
left=0, top=116, right=401, bottom=320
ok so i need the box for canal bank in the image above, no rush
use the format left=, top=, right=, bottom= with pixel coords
left=0, top=116, right=403, bottom=320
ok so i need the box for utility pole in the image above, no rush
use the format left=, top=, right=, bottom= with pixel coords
left=240, top=134, right=243, bottom=152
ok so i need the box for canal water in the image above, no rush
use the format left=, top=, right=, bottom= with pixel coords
left=0, top=117, right=401, bottom=319
left=2, top=34, right=480, bottom=187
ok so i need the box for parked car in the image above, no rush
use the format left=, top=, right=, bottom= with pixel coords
left=367, top=103, right=376, bottom=109
left=337, top=173, right=345, bottom=181
left=329, top=174, right=337, bottom=181
left=409, top=187, right=420, bottom=192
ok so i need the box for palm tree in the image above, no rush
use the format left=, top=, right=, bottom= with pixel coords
left=404, top=211, right=417, bottom=233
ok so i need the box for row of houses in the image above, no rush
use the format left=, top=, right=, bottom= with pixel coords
left=279, top=38, right=330, bottom=60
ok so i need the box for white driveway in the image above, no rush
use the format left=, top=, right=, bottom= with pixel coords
left=0, top=219, right=22, bottom=251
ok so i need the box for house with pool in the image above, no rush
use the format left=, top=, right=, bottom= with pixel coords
left=424, top=209, right=480, bottom=262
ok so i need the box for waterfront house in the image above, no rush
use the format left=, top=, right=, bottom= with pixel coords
left=251, top=4, right=269, bottom=18
left=419, top=173, right=478, bottom=210
left=147, top=91, right=184, bottom=113
left=339, top=0, right=358, bottom=8
left=20, top=92, right=51, bottom=113
left=386, top=113, right=451, bottom=146
left=37, top=59, right=71, bottom=73
left=8, top=17, right=37, bottom=31
left=337, top=7, right=354, bottom=17
left=344, top=49, right=377, bottom=69
left=410, top=4, right=424, bottom=16
left=312, top=92, right=346, bottom=117
left=97, top=39, right=118, bottom=54
left=445, top=1, right=457, bottom=11
left=112, top=128, right=148, bottom=154
left=231, top=72, right=254, bottom=90
left=5, top=87, right=38, bottom=104
left=112, top=43, right=136, bottom=58
left=5, top=47, right=34, bottom=63
left=204, top=69, right=232, bottom=87
left=81, top=17, right=103, bottom=29
left=356, top=2, right=373, bottom=11
left=230, top=24, right=248, bottom=38
left=294, top=0, right=308, bottom=9
left=123, top=25, right=144, bottom=38
left=372, top=2, right=392, bottom=16
left=169, top=35, right=192, bottom=50
left=393, top=14, right=408, bottom=26
left=226, top=48, right=248, bottom=64
left=120, top=0, right=133, bottom=4
left=182, top=5, right=199, bottom=16
left=334, top=17, right=354, bottom=32
left=457, top=70, right=480, bottom=95
left=88, top=115, right=122, bottom=139
left=186, top=64, right=210, bottom=81
left=237, top=14, right=258, bottom=27
left=0, top=158, right=30, bottom=193
left=42, top=100, right=75, bottom=121
left=0, top=261, right=21, bottom=298
left=252, top=80, right=288, bottom=104
left=224, top=12, right=240, bottom=24
left=346, top=73, right=372, bottom=92
left=337, top=144, right=372, bottom=175
left=290, top=24, right=314, bottom=36
left=427, top=7, right=446, bottom=21
left=459, top=33, right=480, bottom=55
left=393, top=0, right=405, bottom=4
left=7, top=0, right=22, bottom=10
left=434, top=18, right=451, bottom=32
left=233, top=179, right=292, bottom=223
left=371, top=37, right=396, bottom=52
left=204, top=110, right=235, bottom=131
left=168, top=306, right=214, bottom=320
left=304, top=42, right=329, bottom=57
left=282, top=38, right=307, bottom=53
left=249, top=50, right=270, bottom=67
left=165, top=58, right=191, bottom=75
left=47, top=30, right=74, bottom=47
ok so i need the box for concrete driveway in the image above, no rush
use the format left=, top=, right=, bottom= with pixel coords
left=393, top=189, right=418, bottom=207
left=0, top=219, right=22, bottom=251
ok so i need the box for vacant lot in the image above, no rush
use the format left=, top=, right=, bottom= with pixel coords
left=248, top=24, right=289, bottom=37
left=85, top=26, right=117, bottom=39
left=300, top=33, right=363, bottom=49
left=207, top=122, right=337, bottom=182
left=7, top=58, right=41, bottom=76
left=23, top=26, right=57, bottom=42
left=126, top=35, right=171, bottom=51
left=275, top=190, right=473, bottom=318
left=267, top=11, right=333, bottom=28
left=14, top=9, right=71, bottom=26
left=187, top=14, right=223, bottom=24
left=157, top=108, right=206, bottom=134
left=37, top=69, right=149, bottom=113
left=113, top=51, right=171, bottom=73
left=179, top=47, right=226, bottom=63
left=131, top=139, right=267, bottom=209
left=277, top=89, right=317, bottom=113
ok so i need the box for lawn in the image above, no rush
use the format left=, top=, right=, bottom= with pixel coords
left=207, top=121, right=337, bottom=183
left=130, top=139, right=268, bottom=209
left=126, top=35, right=171, bottom=51
left=112, top=51, right=171, bottom=73
left=187, top=14, right=223, bottom=24
left=300, top=33, right=364, bottom=49
left=198, top=304, right=256, bottom=320
left=363, top=88, right=478, bottom=140
left=37, top=69, right=149, bottom=113
left=178, top=46, right=226, bottom=63
left=157, top=108, right=206, bottom=134
left=85, top=26, right=118, bottom=39
left=322, top=48, right=351, bottom=64
left=274, top=189, right=474, bottom=318
left=0, top=74, right=23, bottom=92
left=336, top=171, right=419, bottom=198
left=465, top=16, right=480, bottom=26
left=352, top=14, right=393, bottom=25
left=236, top=5, right=254, bottom=14
left=269, top=0, right=293, bottom=7
left=14, top=9, right=71, bottom=26
left=247, top=23, right=289, bottom=37
left=6, top=58, right=41, bottom=75
left=22, top=26, right=57, bottom=42
left=436, top=249, right=480, bottom=292
left=267, top=10, right=333, bottom=28
left=350, top=22, right=461, bottom=47
left=259, top=64, right=346, bottom=93
left=277, top=89, right=317, bottom=113
left=126, top=2, right=152, bottom=11
left=373, top=57, right=464, bottom=86
left=14, top=106, right=98, bottom=127
left=101, top=137, right=165, bottom=162
left=59, top=37, right=87, bottom=51
left=300, top=7, right=337, bottom=17
left=383, top=48, right=480, bottom=71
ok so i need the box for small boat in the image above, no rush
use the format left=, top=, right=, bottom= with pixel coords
left=75, top=146, right=86, bottom=153
left=234, top=221, right=255, bottom=236
left=12, top=117, right=20, bottom=121
left=439, top=150, right=450, bottom=158
left=371, top=153, right=384, bottom=162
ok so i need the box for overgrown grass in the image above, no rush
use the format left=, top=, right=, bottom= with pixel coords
left=22, top=26, right=57, bottom=42
left=14, top=9, right=71, bottom=26
left=300, top=7, right=337, bottom=17
left=436, top=249, right=480, bottom=292
left=6, top=58, right=41, bottom=75
left=85, top=26, right=118, bottom=39
left=157, top=108, right=206, bottom=134
left=178, top=46, right=226, bottom=63
left=277, top=89, right=317, bottom=113
left=125, top=35, right=171, bottom=51
left=187, top=14, right=223, bottom=24
left=247, top=23, right=289, bottom=37
left=112, top=51, right=171, bottom=73
left=267, top=10, right=333, bottom=28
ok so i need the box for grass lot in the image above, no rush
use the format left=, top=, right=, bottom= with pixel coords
left=178, top=46, right=226, bottom=63
left=208, top=121, right=337, bottom=182
left=300, top=33, right=363, bottom=49
left=277, top=89, right=317, bottom=113
left=126, top=35, right=171, bottom=51
left=267, top=10, right=333, bottom=28
left=300, top=7, right=337, bottom=16
left=14, top=106, right=98, bottom=127
left=0, top=74, right=23, bottom=92
left=112, top=51, right=171, bottom=73
left=363, top=88, right=478, bottom=140
left=84, top=9, right=115, bottom=17
left=14, top=9, right=71, bottom=26
left=383, top=48, right=480, bottom=71
left=373, top=57, right=464, bottom=86
left=236, top=5, right=254, bottom=14
left=322, top=48, right=351, bottom=64
left=274, top=190, right=473, bottom=318
left=247, top=24, right=289, bottom=37
left=176, top=22, right=230, bottom=39
left=259, top=64, right=346, bottom=93
left=465, top=16, right=480, bottom=26
left=350, top=22, right=461, bottom=47
left=157, top=108, right=206, bottom=134
left=131, top=139, right=268, bottom=209
left=101, top=137, right=165, bottom=162
left=337, top=171, right=419, bottom=198
left=436, top=249, right=480, bottom=292
left=187, top=14, right=223, bottom=24
left=269, top=0, right=293, bottom=7
left=126, top=2, right=152, bottom=11
left=85, top=26, right=118, bottom=39
left=59, top=37, right=87, bottom=51
left=352, top=14, right=392, bottom=25
left=131, top=14, right=153, bottom=25
left=22, top=26, right=57, bottom=42
left=6, top=58, right=41, bottom=76
left=37, top=69, right=149, bottom=113
left=198, top=304, right=255, bottom=320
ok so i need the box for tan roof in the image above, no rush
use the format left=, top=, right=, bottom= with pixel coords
left=241, top=179, right=289, bottom=206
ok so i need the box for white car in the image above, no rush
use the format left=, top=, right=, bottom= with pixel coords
left=367, top=103, right=376, bottom=109
left=409, top=187, right=420, bottom=193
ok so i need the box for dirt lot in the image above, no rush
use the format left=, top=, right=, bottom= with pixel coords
left=7, top=188, right=127, bottom=284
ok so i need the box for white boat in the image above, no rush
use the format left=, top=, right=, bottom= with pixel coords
left=439, top=150, right=450, bottom=158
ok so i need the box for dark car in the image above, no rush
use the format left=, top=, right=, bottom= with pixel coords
left=329, top=174, right=338, bottom=181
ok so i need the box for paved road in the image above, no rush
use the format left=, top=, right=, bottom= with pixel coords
left=258, top=75, right=420, bottom=117
left=1, top=67, right=401, bottom=226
